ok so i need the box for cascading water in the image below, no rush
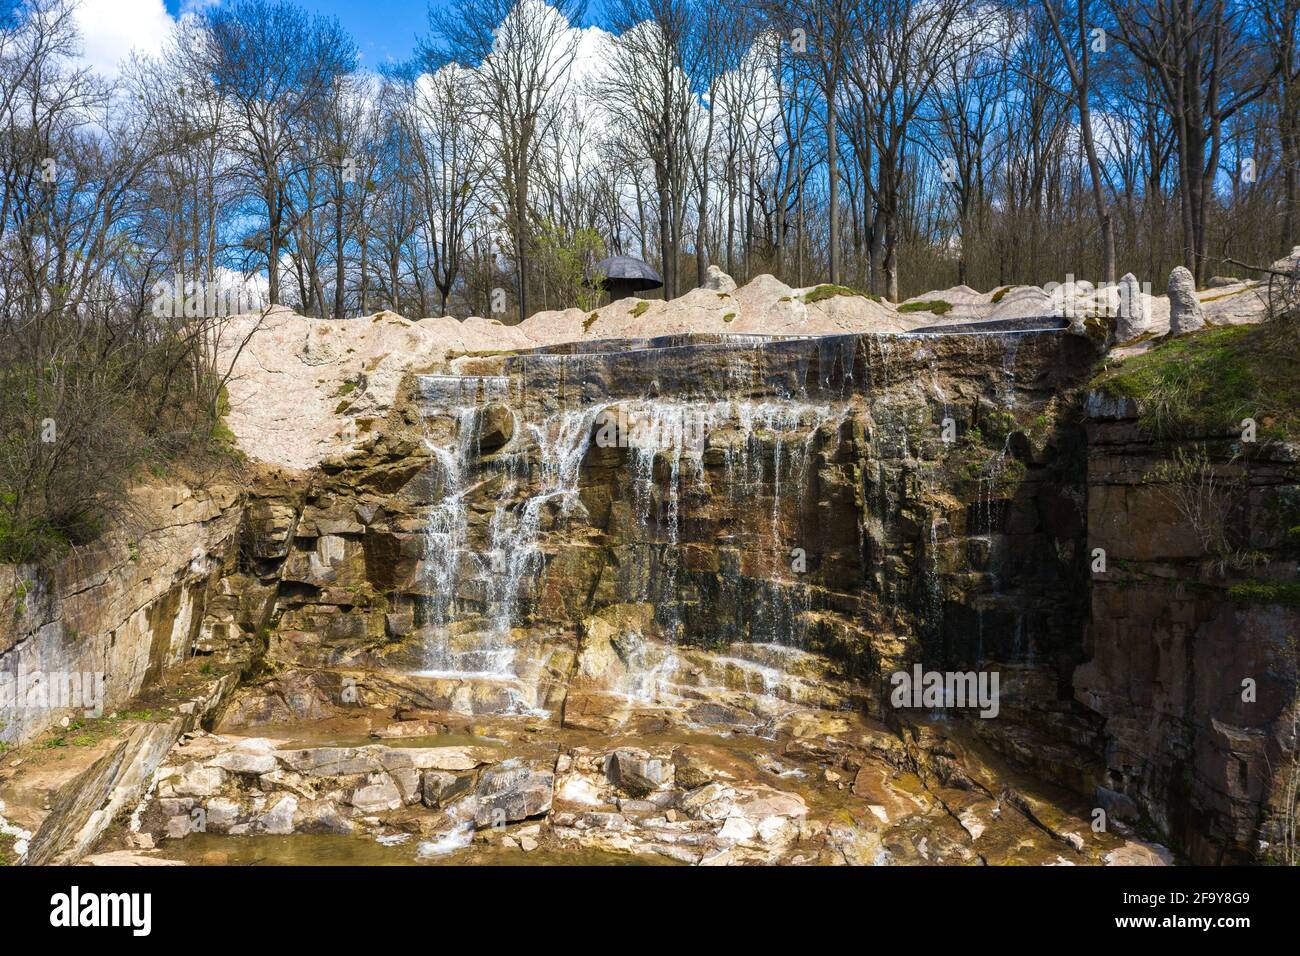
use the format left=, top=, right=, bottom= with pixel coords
left=615, top=397, right=843, bottom=648
left=415, top=375, right=511, bottom=676
left=415, top=374, right=605, bottom=684
left=407, top=329, right=1051, bottom=718
left=484, top=405, right=606, bottom=643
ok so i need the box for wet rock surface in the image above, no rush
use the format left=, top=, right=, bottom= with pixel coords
left=7, top=321, right=1293, bottom=866
left=130, top=707, right=1166, bottom=866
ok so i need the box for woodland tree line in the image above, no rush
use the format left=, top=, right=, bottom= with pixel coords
left=0, top=0, right=1297, bottom=560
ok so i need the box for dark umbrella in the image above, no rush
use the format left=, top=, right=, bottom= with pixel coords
left=592, top=255, right=663, bottom=300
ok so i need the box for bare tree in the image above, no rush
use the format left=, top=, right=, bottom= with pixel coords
left=203, top=0, right=356, bottom=305
left=1042, top=0, right=1116, bottom=284
left=428, top=0, right=586, bottom=320
left=846, top=0, right=968, bottom=300
left=1107, top=0, right=1270, bottom=284
left=399, top=64, right=488, bottom=315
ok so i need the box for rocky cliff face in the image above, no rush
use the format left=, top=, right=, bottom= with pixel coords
left=1076, top=397, right=1300, bottom=863
left=217, top=331, right=1096, bottom=733
left=1, top=483, right=244, bottom=746
left=152, top=328, right=1151, bottom=864
left=6, top=320, right=1295, bottom=866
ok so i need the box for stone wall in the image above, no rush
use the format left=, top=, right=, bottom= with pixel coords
left=1076, top=396, right=1300, bottom=863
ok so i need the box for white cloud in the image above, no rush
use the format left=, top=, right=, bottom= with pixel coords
left=73, top=0, right=176, bottom=77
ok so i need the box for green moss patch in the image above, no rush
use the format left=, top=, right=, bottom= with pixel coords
left=801, top=284, right=881, bottom=304
left=629, top=301, right=650, bottom=318
left=1092, top=322, right=1300, bottom=440
left=1228, top=580, right=1300, bottom=608
left=898, top=299, right=953, bottom=315
left=991, top=286, right=1013, bottom=304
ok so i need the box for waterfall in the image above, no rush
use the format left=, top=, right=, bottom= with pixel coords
left=415, top=377, right=604, bottom=680
left=415, top=376, right=511, bottom=676
left=484, top=405, right=606, bottom=645
left=615, top=398, right=842, bottom=647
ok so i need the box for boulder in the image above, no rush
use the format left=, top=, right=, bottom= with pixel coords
left=702, top=265, right=737, bottom=294
left=294, top=800, right=355, bottom=835
left=1113, top=272, right=1151, bottom=343
left=473, top=403, right=514, bottom=452
left=204, top=796, right=242, bottom=832
left=349, top=773, right=404, bottom=814
left=1167, top=266, right=1204, bottom=335
left=473, top=762, right=554, bottom=828
left=604, top=748, right=671, bottom=796
left=378, top=746, right=497, bottom=772
left=257, top=795, right=298, bottom=835
left=278, top=747, right=381, bottom=776
left=421, top=770, right=474, bottom=808
left=389, top=767, right=423, bottom=805
left=208, top=751, right=278, bottom=775
left=171, top=762, right=226, bottom=798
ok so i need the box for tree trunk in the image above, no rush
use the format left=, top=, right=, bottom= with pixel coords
left=827, top=94, right=839, bottom=285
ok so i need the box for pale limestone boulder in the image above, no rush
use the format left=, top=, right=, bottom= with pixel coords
left=702, top=264, right=737, bottom=294
left=1114, top=272, right=1152, bottom=342
left=473, top=761, right=554, bottom=827
left=257, top=794, right=298, bottom=834
left=349, top=773, right=403, bottom=814
left=1168, top=266, right=1204, bottom=334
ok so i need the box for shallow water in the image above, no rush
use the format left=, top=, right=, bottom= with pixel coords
left=155, top=832, right=677, bottom=867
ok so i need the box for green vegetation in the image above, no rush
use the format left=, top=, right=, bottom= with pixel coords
left=1093, top=322, right=1300, bottom=440
left=991, top=286, right=1013, bottom=304
left=949, top=413, right=1028, bottom=490
left=334, top=380, right=357, bottom=397
left=898, top=299, right=953, bottom=315
left=117, top=709, right=160, bottom=722
left=1228, top=580, right=1300, bottom=608
left=534, top=220, right=606, bottom=312
left=583, top=311, right=600, bottom=332
left=801, top=283, right=880, bottom=304
left=723, top=312, right=736, bottom=322
left=629, top=301, right=649, bottom=318
left=2, top=339, right=244, bottom=564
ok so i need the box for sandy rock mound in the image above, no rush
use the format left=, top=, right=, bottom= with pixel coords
left=216, top=265, right=1275, bottom=469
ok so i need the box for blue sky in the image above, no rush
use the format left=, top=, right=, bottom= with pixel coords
left=164, top=0, right=432, bottom=66
left=82, top=0, right=604, bottom=78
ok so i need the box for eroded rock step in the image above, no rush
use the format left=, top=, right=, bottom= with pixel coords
left=99, top=699, right=1170, bottom=867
